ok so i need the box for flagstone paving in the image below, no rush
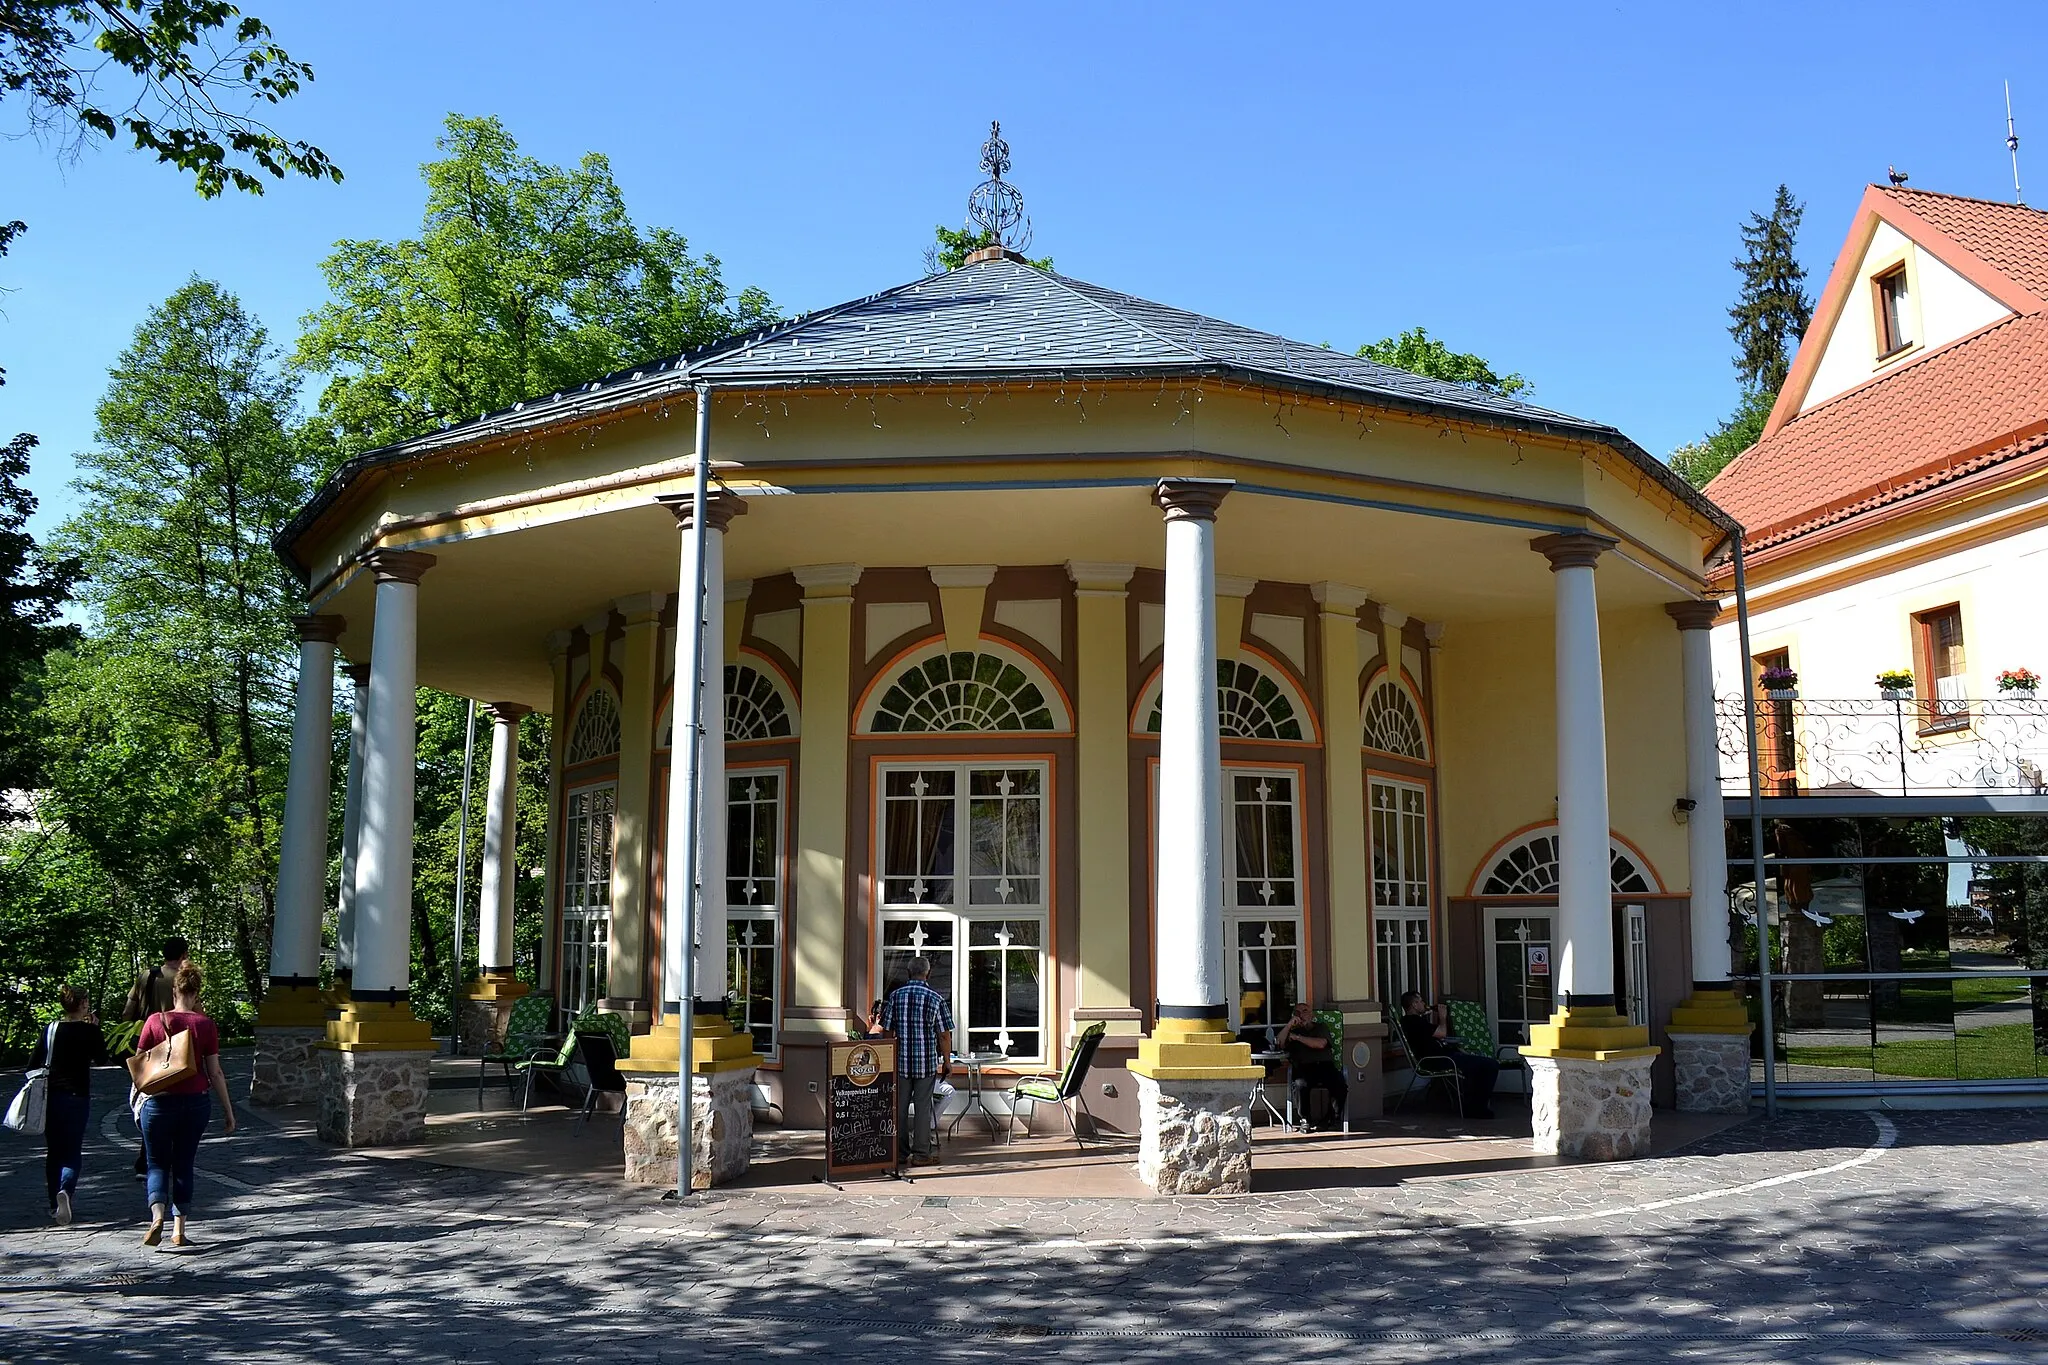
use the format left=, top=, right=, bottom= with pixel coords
left=3, top=1056, right=2047, bottom=1362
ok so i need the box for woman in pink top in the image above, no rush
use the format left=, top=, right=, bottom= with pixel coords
left=134, top=964, right=236, bottom=1248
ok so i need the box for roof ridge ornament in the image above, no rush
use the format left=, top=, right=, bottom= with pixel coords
left=965, top=120, right=1033, bottom=262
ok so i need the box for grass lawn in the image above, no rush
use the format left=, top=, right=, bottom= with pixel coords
left=1786, top=1021, right=2045, bottom=1080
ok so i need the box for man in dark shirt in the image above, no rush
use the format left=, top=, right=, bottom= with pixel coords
left=1275, top=1000, right=1348, bottom=1130
left=881, top=958, right=953, bottom=1166
left=1399, top=991, right=1499, bottom=1120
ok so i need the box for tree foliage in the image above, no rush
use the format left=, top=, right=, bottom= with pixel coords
left=1667, top=387, right=1774, bottom=490
left=1356, top=327, right=1531, bottom=397
left=0, top=0, right=338, bottom=196
left=294, top=114, right=776, bottom=461
left=0, top=433, right=81, bottom=792
left=1729, top=184, right=1814, bottom=395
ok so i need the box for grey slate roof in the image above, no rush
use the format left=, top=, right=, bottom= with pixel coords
left=279, top=258, right=1736, bottom=569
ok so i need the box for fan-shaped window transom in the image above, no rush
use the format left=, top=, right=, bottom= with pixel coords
left=567, top=686, right=622, bottom=764
left=1145, top=659, right=1305, bottom=741
left=1363, top=676, right=1429, bottom=761
left=1478, top=829, right=1656, bottom=896
left=869, top=650, right=1058, bottom=733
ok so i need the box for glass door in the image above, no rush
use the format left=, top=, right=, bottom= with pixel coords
left=1484, top=910, right=1556, bottom=1048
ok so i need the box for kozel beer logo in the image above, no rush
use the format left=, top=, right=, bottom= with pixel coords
left=846, top=1045, right=881, bottom=1086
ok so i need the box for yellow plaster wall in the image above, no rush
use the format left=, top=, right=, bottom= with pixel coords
left=1071, top=574, right=1132, bottom=1008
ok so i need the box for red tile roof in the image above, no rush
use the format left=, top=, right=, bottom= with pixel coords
left=1706, top=310, right=2048, bottom=548
left=1709, top=189, right=2048, bottom=552
left=1880, top=187, right=2048, bottom=300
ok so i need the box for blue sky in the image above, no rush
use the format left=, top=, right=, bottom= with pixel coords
left=4, top=1, right=2043, bottom=535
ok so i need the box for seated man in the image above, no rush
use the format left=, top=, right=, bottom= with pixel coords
left=1276, top=1000, right=1348, bottom=1131
left=1399, top=991, right=1500, bottom=1120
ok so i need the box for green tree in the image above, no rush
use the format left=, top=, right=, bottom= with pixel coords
left=1729, top=185, right=1814, bottom=395
left=0, top=0, right=338, bottom=196
left=294, top=114, right=776, bottom=461
left=50, top=277, right=311, bottom=998
left=1356, top=327, right=1531, bottom=397
left=1668, top=388, right=1774, bottom=489
left=0, top=433, right=81, bottom=793
left=923, top=224, right=1053, bottom=275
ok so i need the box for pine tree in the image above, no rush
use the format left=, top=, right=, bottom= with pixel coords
left=1728, top=184, right=1814, bottom=395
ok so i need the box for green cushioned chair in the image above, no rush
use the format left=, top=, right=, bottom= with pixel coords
left=477, top=992, right=557, bottom=1105
left=1446, top=997, right=1528, bottom=1094
left=1009, top=1022, right=1107, bottom=1146
left=1291, top=1008, right=1347, bottom=1130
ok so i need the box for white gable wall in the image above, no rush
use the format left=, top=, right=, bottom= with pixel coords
left=1801, top=221, right=2012, bottom=413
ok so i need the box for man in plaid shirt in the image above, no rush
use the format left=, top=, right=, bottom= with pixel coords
left=882, top=957, right=953, bottom=1165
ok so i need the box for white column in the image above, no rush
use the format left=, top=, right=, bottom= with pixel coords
left=352, top=550, right=435, bottom=998
left=269, top=614, right=344, bottom=985
left=1535, top=533, right=1617, bottom=1006
left=1669, top=600, right=1732, bottom=986
left=477, top=702, right=530, bottom=975
left=659, top=488, right=746, bottom=1015
left=1152, top=477, right=1234, bottom=1021
left=334, top=663, right=370, bottom=981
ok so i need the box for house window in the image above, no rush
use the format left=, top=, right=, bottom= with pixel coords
left=1875, top=265, right=1912, bottom=358
left=1915, top=604, right=1969, bottom=731
left=1225, top=768, right=1302, bottom=1032
left=567, top=686, right=622, bottom=764
left=560, top=783, right=617, bottom=1018
left=726, top=770, right=782, bottom=1054
left=878, top=764, right=1048, bottom=1061
left=1370, top=778, right=1432, bottom=1002
left=1145, top=659, right=1306, bottom=740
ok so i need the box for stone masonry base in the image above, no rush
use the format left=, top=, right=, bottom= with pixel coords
left=457, top=997, right=508, bottom=1058
left=1528, top=1054, right=1653, bottom=1161
left=250, top=1025, right=326, bottom=1107
left=1135, top=1075, right=1252, bottom=1194
left=622, top=1070, right=756, bottom=1189
left=1670, top=1032, right=1754, bottom=1115
left=317, top=1047, right=433, bottom=1147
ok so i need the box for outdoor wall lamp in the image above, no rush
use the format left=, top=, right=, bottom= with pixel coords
left=1673, top=796, right=1698, bottom=824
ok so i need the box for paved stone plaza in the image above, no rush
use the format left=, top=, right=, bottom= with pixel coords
left=3, top=1059, right=2047, bottom=1363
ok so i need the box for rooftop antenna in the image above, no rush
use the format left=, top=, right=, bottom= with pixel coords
left=2007, top=81, right=2025, bottom=205
left=966, top=120, right=1033, bottom=255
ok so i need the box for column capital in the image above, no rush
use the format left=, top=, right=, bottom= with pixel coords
left=614, top=592, right=664, bottom=625
left=1664, top=598, right=1719, bottom=632
left=928, top=564, right=997, bottom=589
left=1068, top=561, right=1136, bottom=595
left=1530, top=531, right=1618, bottom=572
left=485, top=702, right=533, bottom=725
left=1213, top=574, right=1258, bottom=599
left=725, top=577, right=755, bottom=603
left=1153, top=476, right=1234, bottom=522
left=1310, top=581, right=1369, bottom=612
left=792, top=563, right=863, bottom=597
left=362, top=548, right=437, bottom=585
left=293, top=613, right=346, bottom=644
left=657, top=487, right=747, bottom=532
left=343, top=661, right=371, bottom=686
left=1422, top=620, right=1447, bottom=646
left=546, top=628, right=574, bottom=661
left=1377, top=603, right=1408, bottom=630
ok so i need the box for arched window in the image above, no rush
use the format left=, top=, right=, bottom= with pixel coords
left=567, top=685, right=621, bottom=764
left=1362, top=673, right=1430, bottom=762
left=862, top=644, right=1069, bottom=734
left=1142, top=658, right=1307, bottom=741
left=1477, top=827, right=1659, bottom=896
left=658, top=661, right=799, bottom=748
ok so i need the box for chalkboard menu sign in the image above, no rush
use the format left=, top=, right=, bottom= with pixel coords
left=826, top=1037, right=897, bottom=1178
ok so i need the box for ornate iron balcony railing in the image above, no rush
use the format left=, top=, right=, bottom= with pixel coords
left=1716, top=696, right=2048, bottom=797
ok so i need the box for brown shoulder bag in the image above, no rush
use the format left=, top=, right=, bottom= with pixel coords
left=127, top=1012, right=199, bottom=1096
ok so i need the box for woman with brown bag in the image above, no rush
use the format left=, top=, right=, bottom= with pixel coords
left=133, top=964, right=236, bottom=1248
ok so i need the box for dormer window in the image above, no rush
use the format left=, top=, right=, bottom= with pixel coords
left=1874, top=265, right=1913, bottom=359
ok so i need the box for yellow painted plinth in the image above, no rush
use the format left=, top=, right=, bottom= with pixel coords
left=617, top=1013, right=760, bottom=1076
left=255, top=984, right=330, bottom=1028
left=1521, top=1005, right=1661, bottom=1063
left=463, top=971, right=532, bottom=1002
left=1668, top=990, right=1754, bottom=1036
left=322, top=999, right=435, bottom=1053
left=1128, top=1022, right=1264, bottom=1081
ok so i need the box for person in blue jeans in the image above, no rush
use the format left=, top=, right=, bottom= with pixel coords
left=31, top=985, right=107, bottom=1224
left=134, top=964, right=236, bottom=1248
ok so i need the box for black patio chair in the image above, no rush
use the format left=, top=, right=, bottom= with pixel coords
left=1384, top=1008, right=1464, bottom=1115
left=571, top=1026, right=629, bottom=1123
left=1008, top=1022, right=1107, bottom=1146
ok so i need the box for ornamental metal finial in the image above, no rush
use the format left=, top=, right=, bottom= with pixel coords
left=966, top=120, right=1032, bottom=254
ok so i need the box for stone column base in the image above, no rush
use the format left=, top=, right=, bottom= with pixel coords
left=1135, top=1075, right=1252, bottom=1194
left=457, top=997, right=507, bottom=1057
left=1670, top=1032, right=1753, bottom=1114
left=1528, top=1054, right=1654, bottom=1160
left=317, top=1046, right=433, bottom=1147
left=250, top=1025, right=327, bottom=1106
left=622, top=1069, right=757, bottom=1189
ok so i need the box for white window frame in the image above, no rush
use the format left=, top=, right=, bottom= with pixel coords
left=559, top=780, right=617, bottom=1022
left=1370, top=775, right=1433, bottom=1004
left=1222, top=764, right=1305, bottom=1033
left=726, top=767, right=784, bottom=1057
left=875, top=760, right=1051, bottom=1064
left=1482, top=906, right=1556, bottom=1050
left=1623, top=902, right=1649, bottom=1029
